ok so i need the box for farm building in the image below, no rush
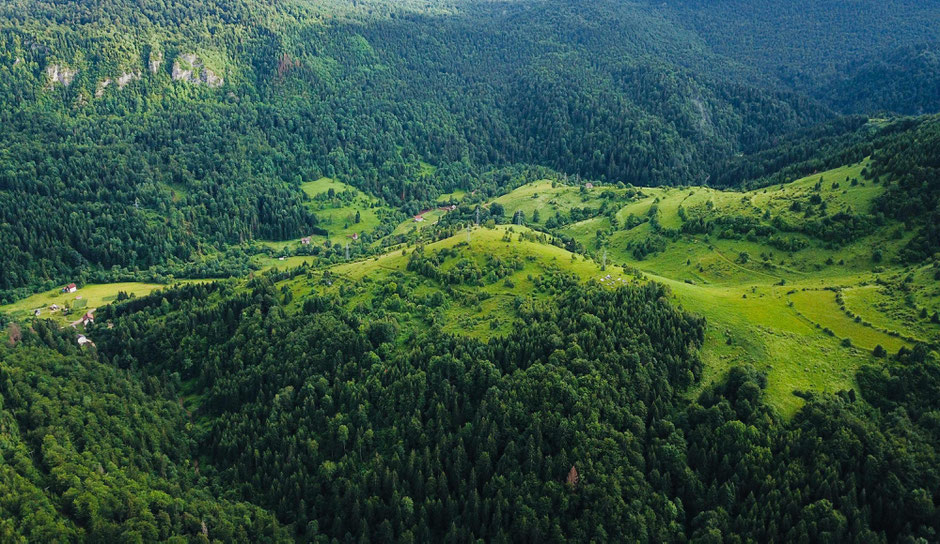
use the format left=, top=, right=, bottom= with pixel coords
left=77, top=335, right=92, bottom=346
left=81, top=312, right=94, bottom=326
left=63, top=283, right=77, bottom=293
left=301, top=237, right=311, bottom=245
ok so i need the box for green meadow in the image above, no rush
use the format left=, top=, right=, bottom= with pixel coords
left=302, top=177, right=392, bottom=239
left=8, top=160, right=938, bottom=418
left=2, top=282, right=173, bottom=324
left=487, top=160, right=940, bottom=415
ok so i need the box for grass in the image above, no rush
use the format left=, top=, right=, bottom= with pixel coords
left=436, top=189, right=467, bottom=203
left=487, top=159, right=937, bottom=416
left=2, top=282, right=170, bottom=324
left=288, top=225, right=630, bottom=340
left=654, top=277, right=869, bottom=416
left=493, top=180, right=611, bottom=223
left=391, top=208, right=452, bottom=236
left=300, top=177, right=390, bottom=239
left=789, top=289, right=908, bottom=352
left=260, top=161, right=927, bottom=416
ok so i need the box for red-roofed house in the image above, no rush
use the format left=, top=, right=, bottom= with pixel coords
left=63, top=283, right=77, bottom=293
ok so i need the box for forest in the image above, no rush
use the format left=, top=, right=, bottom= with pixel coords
left=2, top=0, right=940, bottom=541
left=3, top=276, right=939, bottom=541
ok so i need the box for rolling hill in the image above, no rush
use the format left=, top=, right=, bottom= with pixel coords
left=3, top=1, right=940, bottom=541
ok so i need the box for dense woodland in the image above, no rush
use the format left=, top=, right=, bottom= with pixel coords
left=649, top=0, right=940, bottom=114
left=2, top=0, right=940, bottom=541
left=2, top=278, right=938, bottom=541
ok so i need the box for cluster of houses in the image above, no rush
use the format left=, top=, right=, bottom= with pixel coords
left=26, top=284, right=96, bottom=346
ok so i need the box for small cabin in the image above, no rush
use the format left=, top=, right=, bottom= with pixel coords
left=77, top=335, right=92, bottom=346
left=81, top=312, right=94, bottom=326
left=300, top=237, right=311, bottom=245
left=63, top=283, right=77, bottom=293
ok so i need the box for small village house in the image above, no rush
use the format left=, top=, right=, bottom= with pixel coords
left=63, top=283, right=77, bottom=293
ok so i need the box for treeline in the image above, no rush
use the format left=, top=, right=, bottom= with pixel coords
left=709, top=115, right=924, bottom=189
left=870, top=116, right=940, bottom=261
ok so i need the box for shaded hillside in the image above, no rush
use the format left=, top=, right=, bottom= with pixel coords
left=651, top=0, right=940, bottom=114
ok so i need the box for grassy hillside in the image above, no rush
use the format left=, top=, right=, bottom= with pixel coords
left=0, top=281, right=209, bottom=325
left=254, top=161, right=940, bottom=416
left=484, top=161, right=940, bottom=415
left=300, top=177, right=393, bottom=239
left=274, top=224, right=629, bottom=339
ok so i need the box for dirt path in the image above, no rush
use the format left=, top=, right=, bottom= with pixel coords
left=69, top=308, right=96, bottom=327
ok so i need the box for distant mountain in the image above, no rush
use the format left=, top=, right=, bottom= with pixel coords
left=825, top=45, right=940, bottom=115
left=649, top=0, right=940, bottom=114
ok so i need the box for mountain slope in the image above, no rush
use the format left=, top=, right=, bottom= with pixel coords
left=0, top=0, right=833, bottom=299
left=650, top=0, right=940, bottom=113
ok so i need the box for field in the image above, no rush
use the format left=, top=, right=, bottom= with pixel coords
left=258, top=177, right=398, bottom=252
left=391, top=207, right=454, bottom=236
left=492, top=179, right=610, bottom=224
left=8, top=161, right=939, bottom=418
left=302, top=177, right=393, bottom=239
left=1, top=282, right=171, bottom=324
left=278, top=225, right=629, bottom=339
left=491, top=161, right=940, bottom=415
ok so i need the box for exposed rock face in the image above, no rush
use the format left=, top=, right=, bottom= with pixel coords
left=13, top=57, right=22, bottom=66
left=172, top=53, right=223, bottom=87
left=95, top=78, right=111, bottom=97
left=149, top=50, right=162, bottom=74
left=46, top=64, right=77, bottom=86
left=95, top=70, right=140, bottom=97
left=117, top=70, right=141, bottom=88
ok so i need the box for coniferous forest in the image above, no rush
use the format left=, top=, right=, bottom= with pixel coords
left=2, top=0, right=940, bottom=542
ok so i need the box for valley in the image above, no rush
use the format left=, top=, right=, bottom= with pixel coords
left=9, top=156, right=936, bottom=418
left=2, top=1, right=940, bottom=540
